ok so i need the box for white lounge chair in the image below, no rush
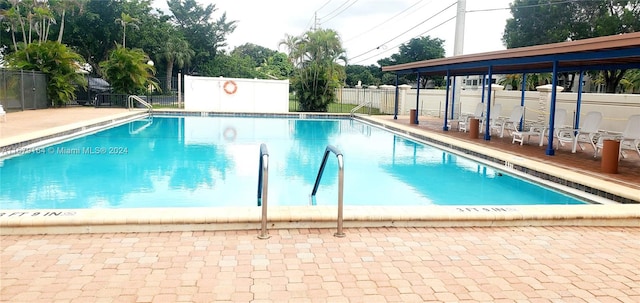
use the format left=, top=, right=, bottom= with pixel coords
left=480, top=103, right=502, bottom=133
left=458, top=102, right=484, bottom=132
left=0, top=105, right=6, bottom=122
left=512, top=108, right=567, bottom=146
left=526, top=108, right=569, bottom=146
left=492, top=105, right=524, bottom=138
left=595, top=114, right=640, bottom=159
left=556, top=111, right=602, bottom=154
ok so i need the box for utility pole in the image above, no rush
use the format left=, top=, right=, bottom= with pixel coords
left=452, top=0, right=466, bottom=119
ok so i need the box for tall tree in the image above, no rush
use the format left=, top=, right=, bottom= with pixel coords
left=51, top=0, right=87, bottom=43
left=278, top=33, right=301, bottom=66
left=377, top=36, right=445, bottom=88
left=232, top=43, right=276, bottom=68
left=160, top=33, right=193, bottom=90
left=167, top=0, right=236, bottom=75
left=100, top=45, right=158, bottom=94
left=288, top=28, right=346, bottom=112
left=115, top=12, right=139, bottom=48
left=502, top=0, right=640, bottom=93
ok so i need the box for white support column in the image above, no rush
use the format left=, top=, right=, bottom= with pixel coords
left=452, top=0, right=466, bottom=119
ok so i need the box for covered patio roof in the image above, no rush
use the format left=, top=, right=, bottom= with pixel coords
left=381, top=32, right=640, bottom=157
left=382, top=32, right=640, bottom=76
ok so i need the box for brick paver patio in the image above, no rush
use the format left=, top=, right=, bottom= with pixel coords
left=2, top=227, right=640, bottom=302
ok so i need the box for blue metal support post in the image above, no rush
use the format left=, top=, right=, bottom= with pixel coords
left=519, top=73, right=527, bottom=131
left=545, top=61, right=559, bottom=155
left=394, top=74, right=399, bottom=119
left=481, top=75, right=486, bottom=103
left=575, top=70, right=584, bottom=130
left=443, top=71, right=450, bottom=131
left=414, top=72, right=420, bottom=124
left=450, top=75, right=456, bottom=120
left=483, top=67, right=493, bottom=140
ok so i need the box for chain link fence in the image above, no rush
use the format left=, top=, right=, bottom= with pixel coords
left=0, top=69, right=48, bottom=111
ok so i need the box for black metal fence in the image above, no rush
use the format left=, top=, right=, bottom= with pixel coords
left=144, top=72, right=181, bottom=108
left=0, top=69, right=48, bottom=111
left=288, top=87, right=393, bottom=114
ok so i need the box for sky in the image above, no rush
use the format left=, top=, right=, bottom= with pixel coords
left=152, top=0, right=514, bottom=66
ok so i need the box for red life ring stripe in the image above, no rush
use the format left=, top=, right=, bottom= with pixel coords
left=223, top=81, right=237, bottom=94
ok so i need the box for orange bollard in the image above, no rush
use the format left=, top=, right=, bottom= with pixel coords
left=601, top=139, right=620, bottom=174
left=469, top=118, right=480, bottom=139
left=409, top=109, right=417, bottom=125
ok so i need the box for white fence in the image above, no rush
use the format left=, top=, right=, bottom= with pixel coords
left=184, top=76, right=289, bottom=113
left=339, top=87, right=640, bottom=132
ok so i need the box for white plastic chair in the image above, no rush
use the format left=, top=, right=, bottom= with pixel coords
left=0, top=105, right=6, bottom=122
left=539, top=108, right=568, bottom=146
left=556, top=111, right=602, bottom=154
left=492, top=105, right=524, bottom=138
left=458, top=102, right=484, bottom=132
left=512, top=108, right=567, bottom=146
left=480, top=103, right=502, bottom=134
left=595, top=115, right=640, bottom=159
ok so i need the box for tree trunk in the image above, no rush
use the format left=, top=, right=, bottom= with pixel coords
left=562, top=72, right=575, bottom=92
left=57, top=10, right=66, bottom=43
left=604, top=70, right=626, bottom=93
left=166, top=60, right=174, bottom=91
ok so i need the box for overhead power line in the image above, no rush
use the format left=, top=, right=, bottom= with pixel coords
left=343, top=0, right=428, bottom=43
left=466, top=0, right=599, bottom=13
left=319, top=0, right=350, bottom=21
left=349, top=15, right=456, bottom=65
left=320, top=0, right=359, bottom=25
left=317, top=0, right=333, bottom=11
left=348, top=1, right=457, bottom=61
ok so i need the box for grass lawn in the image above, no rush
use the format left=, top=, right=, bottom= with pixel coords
left=289, top=100, right=381, bottom=114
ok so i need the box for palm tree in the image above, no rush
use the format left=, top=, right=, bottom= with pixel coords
left=620, top=69, right=640, bottom=93
left=100, top=45, right=159, bottom=95
left=32, top=3, right=55, bottom=43
left=291, top=28, right=347, bottom=111
left=53, top=0, right=87, bottom=43
left=161, top=35, right=194, bottom=91
left=279, top=33, right=301, bottom=66
left=115, top=13, right=139, bottom=48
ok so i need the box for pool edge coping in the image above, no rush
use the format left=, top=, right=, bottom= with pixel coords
left=1, top=205, right=639, bottom=235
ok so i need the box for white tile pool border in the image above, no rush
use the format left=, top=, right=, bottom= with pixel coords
left=1, top=205, right=639, bottom=235
left=1, top=111, right=639, bottom=235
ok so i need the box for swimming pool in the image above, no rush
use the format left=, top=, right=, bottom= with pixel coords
left=0, top=115, right=587, bottom=209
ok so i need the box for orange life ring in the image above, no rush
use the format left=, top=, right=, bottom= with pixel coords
left=223, top=80, right=237, bottom=95
left=223, top=127, right=237, bottom=141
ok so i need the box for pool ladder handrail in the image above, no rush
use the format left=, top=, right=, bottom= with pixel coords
left=257, top=143, right=270, bottom=239
left=349, top=100, right=372, bottom=117
left=311, top=145, right=345, bottom=237
left=128, top=95, right=153, bottom=116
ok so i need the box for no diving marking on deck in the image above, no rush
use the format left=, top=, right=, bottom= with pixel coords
left=0, top=211, right=77, bottom=218
left=456, top=207, right=517, bottom=212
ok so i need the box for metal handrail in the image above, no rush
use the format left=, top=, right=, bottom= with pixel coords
left=311, top=145, right=345, bottom=237
left=349, top=100, right=372, bottom=116
left=128, top=95, right=153, bottom=115
left=257, top=143, right=270, bottom=239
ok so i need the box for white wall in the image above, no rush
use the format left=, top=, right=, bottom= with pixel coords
left=338, top=87, right=640, bottom=132
left=184, top=76, right=289, bottom=113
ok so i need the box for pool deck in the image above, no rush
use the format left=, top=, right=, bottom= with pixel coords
left=1, top=108, right=640, bottom=302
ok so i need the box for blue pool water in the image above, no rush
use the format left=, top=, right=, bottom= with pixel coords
left=0, top=116, right=586, bottom=209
